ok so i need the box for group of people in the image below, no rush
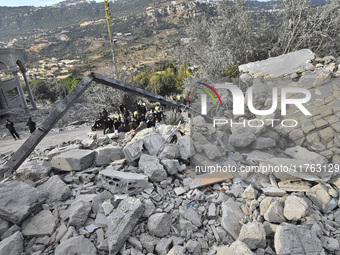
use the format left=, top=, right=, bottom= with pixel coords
left=5, top=117, right=36, bottom=141
left=92, top=99, right=166, bottom=134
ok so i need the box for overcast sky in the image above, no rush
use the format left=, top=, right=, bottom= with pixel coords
left=0, top=0, right=102, bottom=7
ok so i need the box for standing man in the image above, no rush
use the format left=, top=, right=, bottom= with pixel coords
left=188, top=92, right=192, bottom=107
left=26, top=117, right=36, bottom=133
left=5, top=119, right=20, bottom=140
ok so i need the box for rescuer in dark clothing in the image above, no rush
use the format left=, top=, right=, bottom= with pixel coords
left=26, top=117, right=36, bottom=133
left=5, top=119, right=20, bottom=140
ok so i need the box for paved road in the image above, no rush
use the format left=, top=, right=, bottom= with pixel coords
left=0, top=127, right=101, bottom=155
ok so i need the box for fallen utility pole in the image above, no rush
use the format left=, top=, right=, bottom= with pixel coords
left=1, top=73, right=212, bottom=177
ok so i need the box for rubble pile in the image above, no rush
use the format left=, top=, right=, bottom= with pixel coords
left=0, top=49, right=339, bottom=255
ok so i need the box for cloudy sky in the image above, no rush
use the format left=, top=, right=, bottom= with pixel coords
left=0, top=0, right=102, bottom=7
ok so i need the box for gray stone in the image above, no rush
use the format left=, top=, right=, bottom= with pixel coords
left=250, top=137, right=276, bottom=150
left=0, top=231, right=23, bottom=255
left=143, top=199, right=156, bottom=218
left=128, top=236, right=143, bottom=250
left=174, top=187, right=186, bottom=196
left=274, top=225, right=323, bottom=255
left=239, top=49, right=315, bottom=77
left=208, top=203, right=217, bottom=218
left=202, top=143, right=222, bottom=160
left=68, top=200, right=92, bottom=227
left=229, top=131, right=257, bottom=148
left=161, top=159, right=181, bottom=175
left=122, top=139, right=144, bottom=162
left=38, top=175, right=71, bottom=201
left=159, top=144, right=180, bottom=159
left=156, top=237, right=173, bottom=255
left=177, top=135, right=196, bottom=160
left=1, top=225, right=21, bottom=241
left=16, top=160, right=52, bottom=181
left=262, top=187, right=286, bottom=196
left=221, top=201, right=244, bottom=240
left=55, top=223, right=68, bottom=243
left=100, top=168, right=149, bottom=195
left=143, top=134, right=165, bottom=156
left=285, top=146, right=327, bottom=164
left=0, top=219, right=10, bottom=237
left=264, top=201, right=286, bottom=223
left=306, top=183, right=337, bottom=213
left=147, top=213, right=171, bottom=237
left=46, top=144, right=80, bottom=160
left=284, top=195, right=309, bottom=221
left=55, top=236, right=97, bottom=255
left=238, top=222, right=266, bottom=249
left=22, top=210, right=57, bottom=237
left=139, top=154, right=167, bottom=182
left=51, top=149, right=94, bottom=171
left=0, top=181, right=46, bottom=224
left=140, top=233, right=160, bottom=253
left=226, top=240, right=255, bottom=255
left=94, top=145, right=123, bottom=166
left=185, top=240, right=201, bottom=254
left=242, top=184, right=258, bottom=200
left=180, top=207, right=202, bottom=227
left=94, top=212, right=107, bottom=228
left=107, top=197, right=144, bottom=255
left=321, top=236, right=339, bottom=252
left=167, top=245, right=185, bottom=255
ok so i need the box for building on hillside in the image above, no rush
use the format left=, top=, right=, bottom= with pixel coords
left=0, top=48, right=36, bottom=113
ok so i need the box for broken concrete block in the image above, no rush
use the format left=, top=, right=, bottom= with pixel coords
left=177, top=135, right=196, bottom=160
left=51, top=149, right=94, bottom=171
left=262, top=187, right=286, bottom=196
left=139, top=154, right=167, bottom=182
left=22, top=210, right=57, bottom=237
left=107, top=197, right=144, bottom=255
left=156, top=237, right=172, bottom=255
left=185, top=240, right=201, bottom=254
left=55, top=236, right=97, bottom=255
left=306, top=183, right=338, bottom=213
left=274, top=225, right=323, bottom=255
left=264, top=201, right=286, bottom=223
left=278, top=180, right=312, bottom=192
left=16, top=160, right=52, bottom=181
left=250, top=137, right=276, bottom=149
left=208, top=203, right=217, bottom=218
left=161, top=159, right=181, bottom=175
left=68, top=200, right=92, bottom=227
left=46, top=144, right=80, bottom=160
left=143, top=199, right=156, bottom=218
left=283, top=195, right=309, bottom=221
left=174, top=187, right=186, bottom=196
left=0, top=219, right=10, bottom=237
left=238, top=222, right=266, bottom=249
left=221, top=201, right=244, bottom=240
left=202, top=143, right=222, bottom=160
left=180, top=207, right=202, bottom=227
left=0, top=231, right=23, bottom=255
left=242, top=184, right=258, bottom=200
left=226, top=240, right=255, bottom=255
left=229, top=131, right=257, bottom=148
left=1, top=225, right=21, bottom=241
left=94, top=145, right=123, bottom=166
left=140, top=233, right=160, bottom=253
left=167, top=245, right=185, bottom=255
left=37, top=175, right=71, bottom=201
left=87, top=132, right=97, bottom=139
left=143, top=134, right=165, bottom=156
left=159, top=144, right=180, bottom=159
left=100, top=168, right=149, bottom=195
left=0, top=181, right=46, bottom=224
left=147, top=213, right=171, bottom=237
left=122, top=139, right=144, bottom=162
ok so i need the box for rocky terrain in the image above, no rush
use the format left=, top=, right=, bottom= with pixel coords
left=0, top=49, right=340, bottom=255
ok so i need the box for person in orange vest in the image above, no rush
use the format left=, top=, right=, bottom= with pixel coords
left=188, top=92, right=192, bottom=107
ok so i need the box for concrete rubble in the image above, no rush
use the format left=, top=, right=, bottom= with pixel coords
left=0, top=49, right=339, bottom=254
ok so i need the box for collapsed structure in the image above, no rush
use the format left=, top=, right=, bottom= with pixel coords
left=0, top=49, right=339, bottom=255
left=0, top=48, right=36, bottom=113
